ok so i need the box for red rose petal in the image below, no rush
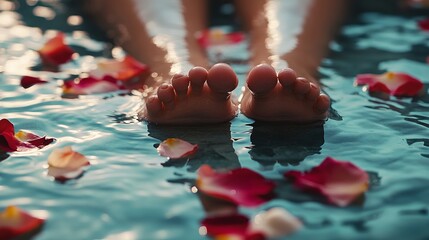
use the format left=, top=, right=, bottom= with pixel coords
left=0, top=119, right=20, bottom=152
left=285, top=157, right=369, bottom=207
left=62, top=76, right=122, bottom=95
left=0, top=206, right=44, bottom=240
left=157, top=138, right=198, bottom=159
left=418, top=18, right=429, bottom=31
left=196, top=165, right=275, bottom=207
left=47, top=146, right=90, bottom=181
left=201, top=214, right=250, bottom=237
left=38, top=32, right=74, bottom=66
left=20, top=76, right=48, bottom=89
left=355, top=72, right=423, bottom=97
left=0, top=119, right=54, bottom=152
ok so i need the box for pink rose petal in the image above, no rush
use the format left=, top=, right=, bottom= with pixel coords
left=250, top=208, right=302, bottom=238
left=62, top=76, right=123, bottom=95
left=355, top=72, right=423, bottom=97
left=47, top=146, right=90, bottom=181
left=38, top=32, right=74, bottom=66
left=0, top=206, right=44, bottom=240
left=20, top=76, right=48, bottom=89
left=157, top=138, right=198, bottom=159
left=196, top=165, right=275, bottom=207
left=285, top=157, right=369, bottom=207
left=89, top=56, right=149, bottom=82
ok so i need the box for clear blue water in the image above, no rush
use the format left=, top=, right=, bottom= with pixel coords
left=1, top=1, right=429, bottom=240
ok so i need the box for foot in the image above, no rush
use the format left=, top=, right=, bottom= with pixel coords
left=240, top=64, right=330, bottom=122
left=139, top=63, right=239, bottom=125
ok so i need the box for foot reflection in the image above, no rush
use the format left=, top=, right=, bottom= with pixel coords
left=248, top=122, right=325, bottom=167
left=147, top=122, right=240, bottom=171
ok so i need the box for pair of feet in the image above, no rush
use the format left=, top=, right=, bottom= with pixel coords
left=139, top=63, right=330, bottom=124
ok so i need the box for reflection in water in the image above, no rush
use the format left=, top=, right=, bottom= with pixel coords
left=148, top=123, right=240, bottom=172
left=249, top=122, right=324, bottom=167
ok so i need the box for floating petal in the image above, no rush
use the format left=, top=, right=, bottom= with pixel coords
left=157, top=138, right=198, bottom=159
left=0, top=119, right=20, bottom=152
left=250, top=208, right=302, bottom=238
left=38, top=32, right=74, bottom=66
left=201, top=214, right=250, bottom=237
left=355, top=72, right=423, bottom=96
left=62, top=76, right=122, bottom=95
left=196, top=165, right=275, bottom=207
left=197, top=29, right=245, bottom=48
left=47, top=146, right=90, bottom=181
left=418, top=18, right=429, bottom=31
left=0, top=119, right=54, bottom=152
left=89, top=56, right=149, bottom=82
left=0, top=206, right=44, bottom=240
left=20, top=76, right=48, bottom=89
left=285, top=157, right=369, bottom=207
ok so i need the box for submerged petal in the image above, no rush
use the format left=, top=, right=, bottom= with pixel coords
left=196, top=165, right=275, bottom=207
left=250, top=208, right=302, bottom=238
left=0, top=206, right=44, bottom=240
left=201, top=214, right=250, bottom=237
left=47, top=146, right=90, bottom=181
left=285, top=157, right=369, bottom=207
left=20, top=76, right=48, bottom=89
left=15, top=130, right=54, bottom=150
left=157, top=138, right=198, bottom=159
left=355, top=72, right=423, bottom=97
left=38, top=32, right=74, bottom=66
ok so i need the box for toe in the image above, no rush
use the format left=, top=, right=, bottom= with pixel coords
left=157, top=84, right=176, bottom=110
left=313, top=94, right=330, bottom=115
left=246, top=64, right=277, bottom=95
left=172, top=74, right=189, bottom=97
left=278, top=68, right=297, bottom=88
left=146, top=95, right=163, bottom=115
left=207, top=63, right=238, bottom=93
left=305, top=83, right=320, bottom=102
left=293, top=77, right=311, bottom=97
left=189, top=66, right=208, bottom=92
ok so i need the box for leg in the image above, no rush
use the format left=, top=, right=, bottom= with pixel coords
left=235, top=0, right=348, bottom=122
left=85, top=0, right=238, bottom=124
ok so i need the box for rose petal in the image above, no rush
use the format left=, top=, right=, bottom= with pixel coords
left=47, top=146, right=90, bottom=181
left=355, top=72, right=423, bottom=96
left=20, top=76, right=48, bottom=89
left=197, top=29, right=245, bottom=48
left=62, top=76, right=122, bottom=95
left=15, top=130, right=54, bottom=150
left=250, top=208, right=302, bottom=238
left=89, top=56, right=149, bottom=82
left=196, top=165, right=275, bottom=207
left=418, top=18, right=429, bottom=31
left=157, top=138, right=198, bottom=159
left=0, top=119, right=20, bottom=152
left=38, top=32, right=74, bottom=66
left=201, top=214, right=250, bottom=237
left=0, top=206, right=44, bottom=240
left=285, top=157, right=369, bottom=207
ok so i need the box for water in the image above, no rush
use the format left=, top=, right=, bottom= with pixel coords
left=1, top=1, right=429, bottom=239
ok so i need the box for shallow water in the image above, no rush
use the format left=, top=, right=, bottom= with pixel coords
left=1, top=1, right=429, bottom=240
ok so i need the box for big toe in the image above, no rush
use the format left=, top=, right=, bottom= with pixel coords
left=247, top=64, right=278, bottom=94
left=207, top=63, right=238, bottom=93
